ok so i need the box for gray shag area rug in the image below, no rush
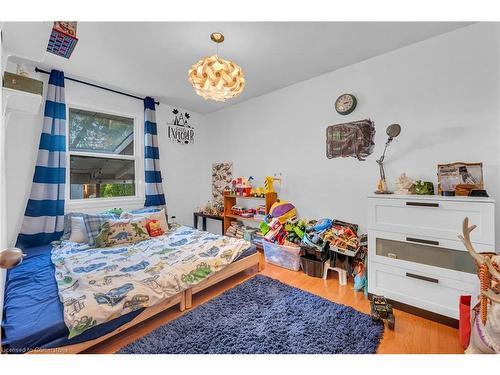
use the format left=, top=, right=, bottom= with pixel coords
left=118, top=275, right=383, bottom=354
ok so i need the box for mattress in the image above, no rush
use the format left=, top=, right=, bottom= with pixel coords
left=1, top=242, right=257, bottom=352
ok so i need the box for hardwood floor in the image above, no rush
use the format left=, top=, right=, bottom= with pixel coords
left=85, top=263, right=463, bottom=354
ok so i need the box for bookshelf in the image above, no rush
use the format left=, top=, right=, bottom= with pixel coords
left=223, top=191, right=277, bottom=233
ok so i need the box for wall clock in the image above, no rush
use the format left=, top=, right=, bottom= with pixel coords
left=335, top=93, right=357, bottom=115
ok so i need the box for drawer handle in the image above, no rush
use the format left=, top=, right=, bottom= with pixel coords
left=406, top=202, right=439, bottom=208
left=406, top=237, right=440, bottom=246
left=406, top=272, right=439, bottom=284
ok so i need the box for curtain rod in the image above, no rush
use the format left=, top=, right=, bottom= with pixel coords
left=34, top=67, right=160, bottom=106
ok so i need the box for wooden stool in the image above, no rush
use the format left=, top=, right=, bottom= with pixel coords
left=323, top=263, right=347, bottom=285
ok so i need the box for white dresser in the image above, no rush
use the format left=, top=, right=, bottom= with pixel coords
left=367, top=194, right=495, bottom=325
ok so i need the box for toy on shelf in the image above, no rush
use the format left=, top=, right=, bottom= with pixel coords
left=254, top=205, right=266, bottom=220
left=240, top=208, right=255, bottom=218
left=231, top=176, right=254, bottom=196
left=252, top=186, right=266, bottom=198
left=225, top=221, right=246, bottom=239
left=230, top=205, right=255, bottom=218
left=370, top=295, right=395, bottom=330
left=264, top=175, right=282, bottom=194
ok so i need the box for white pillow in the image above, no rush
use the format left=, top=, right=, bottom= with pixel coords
left=69, top=216, right=89, bottom=243
left=121, top=208, right=169, bottom=233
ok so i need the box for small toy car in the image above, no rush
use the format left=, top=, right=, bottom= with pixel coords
left=370, top=294, right=395, bottom=330
left=231, top=205, right=246, bottom=215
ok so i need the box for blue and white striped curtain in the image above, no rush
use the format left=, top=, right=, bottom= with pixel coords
left=144, top=97, right=166, bottom=207
left=16, top=70, right=66, bottom=249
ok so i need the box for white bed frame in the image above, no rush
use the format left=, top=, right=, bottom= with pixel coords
left=28, top=250, right=262, bottom=354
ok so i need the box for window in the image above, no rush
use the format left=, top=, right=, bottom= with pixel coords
left=68, top=108, right=138, bottom=200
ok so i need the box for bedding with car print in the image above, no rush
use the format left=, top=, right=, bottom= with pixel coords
left=51, top=225, right=251, bottom=339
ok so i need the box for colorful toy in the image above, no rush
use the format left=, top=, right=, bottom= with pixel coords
left=352, top=262, right=367, bottom=293
left=264, top=218, right=287, bottom=245
left=240, top=208, right=255, bottom=218
left=370, top=295, right=395, bottom=330
left=312, top=218, right=333, bottom=232
left=252, top=186, right=266, bottom=197
left=145, top=219, right=164, bottom=237
left=264, top=175, right=282, bottom=193
left=269, top=201, right=297, bottom=224
left=231, top=205, right=254, bottom=218
left=259, top=221, right=270, bottom=236
left=231, top=205, right=246, bottom=215
left=231, top=177, right=254, bottom=196
left=284, top=218, right=307, bottom=245
left=323, top=220, right=360, bottom=252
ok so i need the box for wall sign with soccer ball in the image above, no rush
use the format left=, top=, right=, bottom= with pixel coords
left=167, top=109, right=195, bottom=145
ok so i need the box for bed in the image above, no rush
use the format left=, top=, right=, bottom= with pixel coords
left=1, top=226, right=260, bottom=354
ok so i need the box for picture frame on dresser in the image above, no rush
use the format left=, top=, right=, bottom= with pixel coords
left=437, top=161, right=484, bottom=196
left=366, top=193, right=495, bottom=327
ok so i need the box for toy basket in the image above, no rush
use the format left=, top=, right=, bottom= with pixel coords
left=262, top=240, right=301, bottom=271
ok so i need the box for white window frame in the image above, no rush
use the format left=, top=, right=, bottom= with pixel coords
left=65, top=103, right=144, bottom=212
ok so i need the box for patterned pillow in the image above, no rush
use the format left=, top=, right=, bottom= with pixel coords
left=120, top=208, right=169, bottom=234
left=95, top=217, right=150, bottom=247
left=83, top=213, right=119, bottom=247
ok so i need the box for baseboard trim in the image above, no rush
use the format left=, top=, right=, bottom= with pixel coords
left=368, top=293, right=459, bottom=328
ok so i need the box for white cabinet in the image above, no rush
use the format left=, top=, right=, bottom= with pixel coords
left=367, top=194, right=495, bottom=324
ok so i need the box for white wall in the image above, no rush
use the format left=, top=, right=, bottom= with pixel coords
left=205, top=23, right=500, bottom=246
left=4, top=66, right=209, bottom=245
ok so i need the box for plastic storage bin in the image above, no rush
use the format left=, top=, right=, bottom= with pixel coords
left=300, top=244, right=328, bottom=261
left=262, top=240, right=301, bottom=271
left=300, top=253, right=328, bottom=278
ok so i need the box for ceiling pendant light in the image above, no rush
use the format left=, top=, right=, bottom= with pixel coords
left=188, top=32, right=245, bottom=102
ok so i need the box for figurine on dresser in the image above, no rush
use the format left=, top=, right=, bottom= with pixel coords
left=394, top=173, right=414, bottom=195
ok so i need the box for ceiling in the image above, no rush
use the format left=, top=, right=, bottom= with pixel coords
left=6, top=22, right=472, bottom=114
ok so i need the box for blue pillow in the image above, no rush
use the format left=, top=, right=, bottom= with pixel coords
left=82, top=213, right=118, bottom=247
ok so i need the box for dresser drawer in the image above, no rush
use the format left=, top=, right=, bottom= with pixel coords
left=368, top=229, right=494, bottom=275
left=368, top=260, right=478, bottom=319
left=367, top=196, right=495, bottom=245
